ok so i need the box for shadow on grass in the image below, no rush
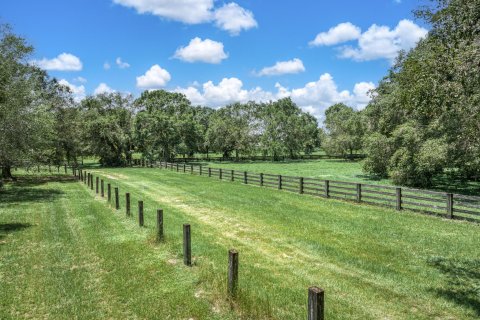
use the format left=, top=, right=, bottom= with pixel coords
left=427, top=257, right=480, bottom=316
left=0, top=176, right=70, bottom=204
left=0, top=223, right=32, bottom=245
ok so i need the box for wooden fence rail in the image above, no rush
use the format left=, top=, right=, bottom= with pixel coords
left=152, top=161, right=480, bottom=223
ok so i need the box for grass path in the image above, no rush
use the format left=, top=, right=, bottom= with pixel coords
left=87, top=167, right=480, bottom=319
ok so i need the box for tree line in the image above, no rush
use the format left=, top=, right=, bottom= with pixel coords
left=1, top=0, right=478, bottom=188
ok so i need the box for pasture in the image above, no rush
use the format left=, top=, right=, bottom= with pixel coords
left=1, top=167, right=479, bottom=319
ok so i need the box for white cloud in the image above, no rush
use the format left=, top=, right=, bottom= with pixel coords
left=113, top=0, right=214, bottom=24
left=257, top=58, right=305, bottom=76
left=58, top=79, right=86, bottom=101
left=116, top=57, right=130, bottom=69
left=174, top=37, right=228, bottom=64
left=32, top=53, right=82, bottom=71
left=94, top=83, right=115, bottom=95
left=174, top=74, right=375, bottom=118
left=113, top=0, right=257, bottom=35
left=213, top=3, right=257, bottom=35
left=73, top=76, right=87, bottom=83
left=104, top=62, right=111, bottom=70
left=340, top=20, right=428, bottom=61
left=136, top=64, right=171, bottom=89
left=309, top=22, right=361, bottom=46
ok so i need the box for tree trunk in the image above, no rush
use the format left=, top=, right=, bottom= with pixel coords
left=2, top=165, right=14, bottom=180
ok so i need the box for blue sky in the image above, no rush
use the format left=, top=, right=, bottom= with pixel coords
left=1, top=0, right=428, bottom=118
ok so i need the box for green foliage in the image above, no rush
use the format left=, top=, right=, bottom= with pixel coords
left=362, top=0, right=480, bottom=186
left=323, top=103, right=364, bottom=158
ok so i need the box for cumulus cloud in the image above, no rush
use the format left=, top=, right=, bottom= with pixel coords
left=174, top=38, right=228, bottom=64
left=116, top=57, right=130, bottom=69
left=104, top=62, right=111, bottom=70
left=340, top=19, right=428, bottom=61
left=73, top=76, right=87, bottom=83
left=257, top=58, right=305, bottom=76
left=94, top=83, right=115, bottom=95
left=174, top=74, right=375, bottom=118
left=58, top=79, right=86, bottom=101
left=310, top=20, right=427, bottom=62
left=136, top=64, right=171, bottom=89
left=213, top=3, right=257, bottom=35
left=32, top=53, right=82, bottom=71
left=309, top=22, right=361, bottom=46
left=113, top=0, right=257, bottom=35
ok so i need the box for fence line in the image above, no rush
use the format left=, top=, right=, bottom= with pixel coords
left=150, top=161, right=480, bottom=223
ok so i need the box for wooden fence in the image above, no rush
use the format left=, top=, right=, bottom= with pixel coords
left=169, top=153, right=366, bottom=163
left=151, top=161, right=480, bottom=223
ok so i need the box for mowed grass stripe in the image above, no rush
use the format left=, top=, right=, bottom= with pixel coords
left=0, top=177, right=234, bottom=320
left=90, top=167, right=480, bottom=319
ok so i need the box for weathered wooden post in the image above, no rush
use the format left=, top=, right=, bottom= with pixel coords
left=176, top=163, right=179, bottom=172
left=96, top=177, right=99, bottom=194
left=260, top=173, right=264, bottom=186
left=228, top=249, right=239, bottom=297
left=138, top=201, right=144, bottom=226
left=190, top=164, right=193, bottom=174
left=115, top=187, right=119, bottom=210
left=183, top=163, right=186, bottom=173
left=356, top=183, right=362, bottom=202
left=396, top=187, right=402, bottom=211
left=90, top=175, right=94, bottom=190
left=199, top=165, right=203, bottom=175
left=244, top=171, right=248, bottom=184
left=125, top=193, right=131, bottom=216
left=107, top=183, right=111, bottom=202
left=308, top=286, right=324, bottom=320
left=219, top=168, right=223, bottom=180
left=299, top=177, right=304, bottom=194
left=87, top=173, right=90, bottom=186
left=447, top=193, right=454, bottom=219
left=278, top=175, right=282, bottom=190
left=101, top=180, right=104, bottom=197
left=208, top=168, right=212, bottom=177
left=324, top=180, right=330, bottom=198
left=183, top=224, right=192, bottom=266
left=156, top=209, right=164, bottom=242
left=231, top=170, right=234, bottom=182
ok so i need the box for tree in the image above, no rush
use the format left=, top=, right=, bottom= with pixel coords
left=323, top=103, right=364, bottom=159
left=0, top=24, right=63, bottom=180
left=362, top=0, right=480, bottom=186
left=81, top=93, right=134, bottom=166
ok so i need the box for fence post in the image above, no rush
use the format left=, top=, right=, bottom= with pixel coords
left=176, top=163, right=179, bottom=172
left=126, top=193, right=130, bottom=216
left=208, top=168, right=212, bottom=177
left=100, top=180, right=104, bottom=197
left=115, top=187, right=119, bottom=210
left=356, top=184, right=362, bottom=203
left=219, top=168, right=223, bottom=180
left=300, top=177, right=304, bottom=194
left=107, top=183, right=111, bottom=202
left=260, top=173, right=264, bottom=186
left=156, top=209, right=164, bottom=242
left=183, top=224, right=191, bottom=266
left=278, top=175, right=282, bottom=190
left=396, top=188, right=402, bottom=211
left=87, top=173, right=90, bottom=186
left=138, top=201, right=144, bottom=226
left=244, top=171, right=248, bottom=184
left=199, top=165, right=203, bottom=175
left=325, top=180, right=330, bottom=198
left=90, top=175, right=94, bottom=190
left=183, top=163, right=186, bottom=173
left=231, top=170, right=234, bottom=182
left=308, top=287, right=324, bottom=320
left=96, top=177, right=99, bottom=194
left=190, top=164, right=193, bottom=174
left=447, top=193, right=454, bottom=219
left=228, top=249, right=239, bottom=297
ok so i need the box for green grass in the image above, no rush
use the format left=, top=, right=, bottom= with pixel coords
left=2, top=168, right=479, bottom=319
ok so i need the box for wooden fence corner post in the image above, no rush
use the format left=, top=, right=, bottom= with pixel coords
left=308, top=286, right=324, bottom=320
left=447, top=193, right=454, bottom=219
left=396, top=187, right=402, bottom=211
left=183, top=224, right=191, bottom=266
left=138, top=201, right=144, bottom=227
left=156, top=209, right=164, bottom=242
left=228, top=249, right=239, bottom=297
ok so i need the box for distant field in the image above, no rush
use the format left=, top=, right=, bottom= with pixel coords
left=2, top=168, right=477, bottom=319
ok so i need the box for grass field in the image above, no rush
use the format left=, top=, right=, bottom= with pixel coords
left=2, top=168, right=479, bottom=319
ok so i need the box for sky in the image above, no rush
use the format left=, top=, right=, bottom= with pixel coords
left=1, top=0, right=429, bottom=119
